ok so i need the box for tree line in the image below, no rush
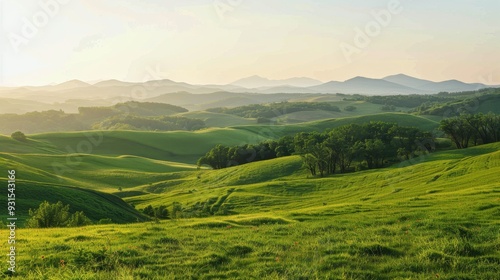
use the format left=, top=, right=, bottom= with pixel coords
left=439, top=113, right=500, bottom=149
left=198, top=122, right=434, bottom=176
left=92, top=115, right=205, bottom=131
left=412, top=90, right=500, bottom=116
left=0, top=102, right=203, bottom=134
left=207, top=102, right=341, bottom=119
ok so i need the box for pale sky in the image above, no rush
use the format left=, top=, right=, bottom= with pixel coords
left=0, top=0, right=499, bottom=86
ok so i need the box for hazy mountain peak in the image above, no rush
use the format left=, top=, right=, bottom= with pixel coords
left=59, top=79, right=90, bottom=86
left=93, top=79, right=136, bottom=87
left=345, top=76, right=375, bottom=82
left=383, top=74, right=434, bottom=89
left=44, top=79, right=92, bottom=91
left=231, top=75, right=322, bottom=88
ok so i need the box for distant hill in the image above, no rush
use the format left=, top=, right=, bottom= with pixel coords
left=44, top=79, right=92, bottom=91
left=1, top=75, right=498, bottom=115
left=309, top=76, right=422, bottom=95
left=231, top=75, right=323, bottom=88
left=418, top=80, right=487, bottom=92
left=0, top=113, right=440, bottom=163
left=0, top=102, right=193, bottom=134
left=145, top=92, right=319, bottom=110
left=383, top=74, right=489, bottom=93
left=93, top=79, right=137, bottom=87
left=382, top=74, right=435, bottom=89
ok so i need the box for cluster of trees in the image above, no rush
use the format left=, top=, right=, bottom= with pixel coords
left=440, top=113, right=500, bottom=149
left=197, top=137, right=294, bottom=169
left=293, top=123, right=433, bottom=176
left=344, top=105, right=357, bottom=111
left=0, top=102, right=201, bottom=134
left=0, top=110, right=86, bottom=134
left=207, top=102, right=341, bottom=119
left=381, top=104, right=397, bottom=111
left=365, top=94, right=453, bottom=108
left=78, top=101, right=188, bottom=120
left=413, top=92, right=500, bottom=117
left=92, top=115, right=205, bottom=131
left=142, top=205, right=170, bottom=219
left=26, top=201, right=92, bottom=228
left=198, top=122, right=434, bottom=176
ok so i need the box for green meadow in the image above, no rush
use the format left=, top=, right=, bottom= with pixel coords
left=0, top=111, right=498, bottom=279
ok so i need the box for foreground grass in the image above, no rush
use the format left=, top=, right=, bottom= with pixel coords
left=2, top=143, right=499, bottom=279
left=5, top=209, right=499, bottom=279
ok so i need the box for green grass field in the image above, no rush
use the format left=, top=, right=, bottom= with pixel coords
left=1, top=137, right=499, bottom=278
left=0, top=110, right=498, bottom=279
left=234, top=113, right=440, bottom=137
left=177, top=111, right=257, bottom=127
left=0, top=113, right=440, bottom=164
left=274, top=101, right=411, bottom=123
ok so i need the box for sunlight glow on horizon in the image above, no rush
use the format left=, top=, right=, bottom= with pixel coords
left=1, top=0, right=499, bottom=86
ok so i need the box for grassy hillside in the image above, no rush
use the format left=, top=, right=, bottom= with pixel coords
left=0, top=181, right=147, bottom=224
left=0, top=129, right=273, bottom=164
left=0, top=113, right=439, bottom=165
left=123, top=142, right=500, bottom=215
left=177, top=111, right=256, bottom=127
left=234, top=113, right=440, bottom=137
left=275, top=100, right=410, bottom=123
left=0, top=152, right=197, bottom=192
left=3, top=143, right=499, bottom=279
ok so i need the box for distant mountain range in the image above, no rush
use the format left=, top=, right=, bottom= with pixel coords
left=228, top=74, right=496, bottom=95
left=0, top=74, right=497, bottom=112
left=231, top=75, right=323, bottom=88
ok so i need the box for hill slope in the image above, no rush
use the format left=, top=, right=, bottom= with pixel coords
left=123, top=142, right=500, bottom=218
left=1, top=181, right=148, bottom=224
left=2, top=140, right=499, bottom=279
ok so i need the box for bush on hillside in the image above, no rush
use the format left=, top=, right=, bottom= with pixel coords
left=67, top=211, right=93, bottom=227
left=142, top=204, right=170, bottom=219
left=26, top=201, right=92, bottom=228
left=344, top=105, right=357, bottom=111
left=11, top=131, right=27, bottom=142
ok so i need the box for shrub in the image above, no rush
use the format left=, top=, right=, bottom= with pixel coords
left=142, top=205, right=170, bottom=219
left=381, top=104, right=396, bottom=111
left=344, top=105, right=357, bottom=111
left=98, top=218, right=113, bottom=224
left=11, top=131, right=27, bottom=142
left=26, top=201, right=92, bottom=228
left=68, top=211, right=93, bottom=227
left=26, top=201, right=71, bottom=228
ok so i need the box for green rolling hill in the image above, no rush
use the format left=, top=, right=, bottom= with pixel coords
left=3, top=140, right=498, bottom=279
left=120, top=142, right=500, bottom=217
left=1, top=181, right=148, bottom=224
left=177, top=111, right=257, bottom=127
left=1, top=113, right=440, bottom=164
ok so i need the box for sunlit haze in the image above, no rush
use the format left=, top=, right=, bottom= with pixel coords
left=1, top=0, right=499, bottom=86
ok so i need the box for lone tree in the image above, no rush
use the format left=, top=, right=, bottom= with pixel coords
left=344, top=105, right=357, bottom=112
left=11, top=131, right=27, bottom=142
